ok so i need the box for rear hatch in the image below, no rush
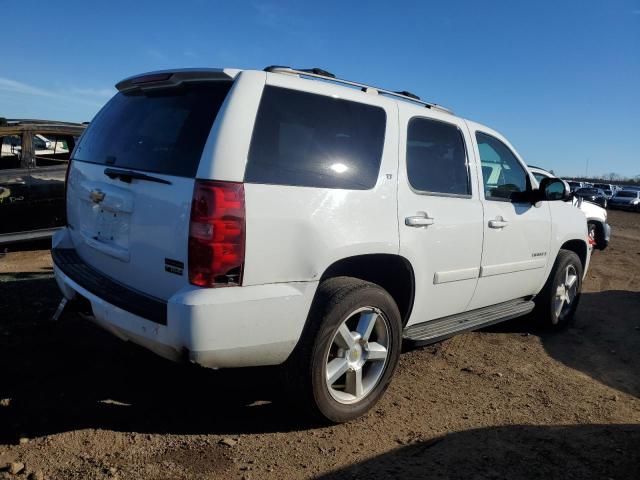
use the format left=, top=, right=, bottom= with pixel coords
left=66, top=71, right=234, bottom=300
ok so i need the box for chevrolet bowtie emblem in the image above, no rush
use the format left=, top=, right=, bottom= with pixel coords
left=90, top=189, right=106, bottom=203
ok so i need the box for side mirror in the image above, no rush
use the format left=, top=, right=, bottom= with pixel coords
left=538, top=177, right=570, bottom=201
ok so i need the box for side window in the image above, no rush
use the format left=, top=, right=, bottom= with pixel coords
left=246, top=86, right=386, bottom=190
left=476, top=132, right=530, bottom=201
left=406, top=117, right=470, bottom=196
left=32, top=134, right=75, bottom=167
left=0, top=134, right=23, bottom=170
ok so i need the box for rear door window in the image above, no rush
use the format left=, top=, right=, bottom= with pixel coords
left=246, top=86, right=386, bottom=190
left=406, top=117, right=470, bottom=196
left=73, top=82, right=232, bottom=177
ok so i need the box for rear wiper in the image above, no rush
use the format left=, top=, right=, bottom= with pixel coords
left=104, top=168, right=171, bottom=185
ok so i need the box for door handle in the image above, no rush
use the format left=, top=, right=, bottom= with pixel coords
left=488, top=217, right=509, bottom=229
left=405, top=214, right=435, bottom=228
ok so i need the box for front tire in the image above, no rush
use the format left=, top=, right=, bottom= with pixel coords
left=534, top=250, right=583, bottom=329
left=285, top=277, right=402, bottom=423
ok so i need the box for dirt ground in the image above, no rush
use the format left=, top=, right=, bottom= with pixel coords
left=1, top=211, right=639, bottom=480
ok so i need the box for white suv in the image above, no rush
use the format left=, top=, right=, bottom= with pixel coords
left=53, top=67, right=591, bottom=422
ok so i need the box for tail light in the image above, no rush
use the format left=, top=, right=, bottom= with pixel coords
left=188, top=180, right=245, bottom=287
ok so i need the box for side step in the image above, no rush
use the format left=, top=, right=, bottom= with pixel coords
left=403, top=298, right=535, bottom=346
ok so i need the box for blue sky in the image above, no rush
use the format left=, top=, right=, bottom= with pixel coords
left=1, top=0, right=638, bottom=178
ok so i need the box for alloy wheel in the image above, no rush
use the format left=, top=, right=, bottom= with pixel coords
left=324, top=307, right=390, bottom=404
left=553, top=264, right=578, bottom=324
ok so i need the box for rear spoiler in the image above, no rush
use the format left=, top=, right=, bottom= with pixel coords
left=115, top=68, right=241, bottom=93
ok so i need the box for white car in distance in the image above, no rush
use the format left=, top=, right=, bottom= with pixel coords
left=529, top=166, right=610, bottom=250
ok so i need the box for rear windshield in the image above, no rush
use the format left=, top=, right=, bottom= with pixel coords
left=73, top=81, right=232, bottom=177
left=246, top=86, right=386, bottom=190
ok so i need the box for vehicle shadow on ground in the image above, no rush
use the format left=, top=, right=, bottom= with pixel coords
left=316, top=423, right=640, bottom=479
left=0, top=277, right=310, bottom=443
left=0, top=277, right=638, bottom=442
left=479, top=290, right=640, bottom=398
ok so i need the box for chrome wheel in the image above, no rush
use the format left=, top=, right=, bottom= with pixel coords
left=325, top=307, right=390, bottom=404
left=553, top=264, right=578, bottom=324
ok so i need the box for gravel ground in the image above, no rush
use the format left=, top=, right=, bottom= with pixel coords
left=0, top=211, right=639, bottom=480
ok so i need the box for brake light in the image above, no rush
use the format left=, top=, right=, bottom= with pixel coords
left=188, top=180, right=245, bottom=287
left=132, top=73, right=172, bottom=84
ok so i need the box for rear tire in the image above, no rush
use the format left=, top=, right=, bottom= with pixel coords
left=284, top=276, right=402, bottom=423
left=534, top=249, right=583, bottom=329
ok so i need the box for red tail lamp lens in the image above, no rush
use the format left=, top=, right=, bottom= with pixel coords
left=188, top=181, right=245, bottom=287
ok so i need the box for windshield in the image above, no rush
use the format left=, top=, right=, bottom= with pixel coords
left=73, top=81, right=232, bottom=177
left=577, top=188, right=598, bottom=195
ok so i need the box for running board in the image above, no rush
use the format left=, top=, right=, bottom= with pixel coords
left=403, top=298, right=535, bottom=346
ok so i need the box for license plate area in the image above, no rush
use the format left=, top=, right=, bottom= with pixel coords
left=76, top=181, right=134, bottom=261
left=94, top=207, right=130, bottom=247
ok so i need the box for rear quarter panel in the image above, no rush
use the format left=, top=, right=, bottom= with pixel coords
left=239, top=75, right=401, bottom=286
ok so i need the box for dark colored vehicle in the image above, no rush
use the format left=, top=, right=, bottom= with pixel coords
left=593, top=183, right=615, bottom=199
left=574, top=187, right=608, bottom=208
left=609, top=190, right=640, bottom=211
left=566, top=180, right=584, bottom=192
left=0, top=119, right=85, bottom=244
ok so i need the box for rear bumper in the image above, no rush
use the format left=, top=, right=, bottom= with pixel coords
left=52, top=229, right=317, bottom=368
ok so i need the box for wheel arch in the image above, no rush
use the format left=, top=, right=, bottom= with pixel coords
left=319, top=254, right=416, bottom=327
left=559, top=239, right=588, bottom=270
left=586, top=219, right=606, bottom=251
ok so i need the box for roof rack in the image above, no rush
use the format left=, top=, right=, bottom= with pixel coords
left=263, top=66, right=454, bottom=115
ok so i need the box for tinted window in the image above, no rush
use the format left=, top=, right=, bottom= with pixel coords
left=406, top=118, right=469, bottom=195
left=476, top=132, right=529, bottom=201
left=73, top=82, right=232, bottom=177
left=577, top=188, right=599, bottom=195
left=0, top=134, right=22, bottom=170
left=246, top=86, right=386, bottom=189
left=616, top=191, right=638, bottom=198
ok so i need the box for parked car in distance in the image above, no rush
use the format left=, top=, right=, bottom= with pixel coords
left=609, top=190, right=640, bottom=211
left=53, top=66, right=592, bottom=423
left=573, top=187, right=608, bottom=208
left=0, top=119, right=86, bottom=244
left=566, top=180, right=584, bottom=192
left=528, top=166, right=610, bottom=250
left=593, top=183, right=615, bottom=199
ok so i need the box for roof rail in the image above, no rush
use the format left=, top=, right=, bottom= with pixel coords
left=4, top=118, right=85, bottom=126
left=263, top=66, right=454, bottom=114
